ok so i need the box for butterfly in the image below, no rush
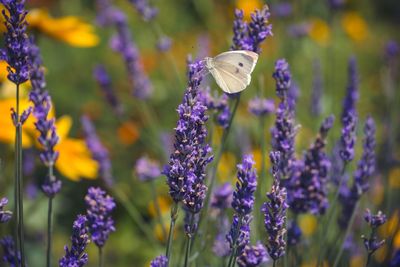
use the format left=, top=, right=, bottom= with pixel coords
left=205, top=50, right=259, bottom=94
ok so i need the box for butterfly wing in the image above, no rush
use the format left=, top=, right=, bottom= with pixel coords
left=213, top=50, right=258, bottom=74
left=210, top=60, right=251, bottom=94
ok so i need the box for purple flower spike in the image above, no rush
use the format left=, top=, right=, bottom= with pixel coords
left=59, top=215, right=90, bottom=267
left=231, top=6, right=272, bottom=53
left=135, top=156, right=161, bottom=182
left=28, top=38, right=62, bottom=197
left=85, top=187, right=116, bottom=248
left=248, top=97, right=275, bottom=116
left=340, top=113, right=357, bottom=163
left=263, top=151, right=288, bottom=261
left=226, top=214, right=251, bottom=257
left=0, top=197, right=12, bottom=223
left=271, top=2, right=293, bottom=18
left=0, top=0, right=31, bottom=85
left=81, top=116, right=114, bottom=186
left=1, top=236, right=21, bottom=266
left=232, top=155, right=258, bottom=216
left=341, top=57, right=359, bottom=122
left=156, top=36, right=172, bottom=52
left=237, top=242, right=268, bottom=267
left=288, top=115, right=334, bottom=215
left=364, top=209, right=387, bottom=228
left=354, top=116, right=376, bottom=194
left=211, top=183, right=233, bottom=210
left=128, top=0, right=158, bottom=21
left=273, top=59, right=292, bottom=99
left=361, top=209, right=387, bottom=257
left=93, top=65, right=124, bottom=117
left=163, top=60, right=213, bottom=207
left=150, top=255, right=168, bottom=267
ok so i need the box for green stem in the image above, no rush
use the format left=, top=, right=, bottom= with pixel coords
left=273, top=260, right=277, bottom=267
left=46, top=165, right=54, bottom=267
left=332, top=201, right=360, bottom=267
left=184, top=214, right=194, bottom=267
left=46, top=197, right=53, bottom=267
left=150, top=180, right=168, bottom=242
left=165, top=202, right=178, bottom=265
left=112, top=187, right=157, bottom=246
left=317, top=163, right=348, bottom=266
left=365, top=253, right=372, bottom=267
left=99, top=246, right=104, bottom=267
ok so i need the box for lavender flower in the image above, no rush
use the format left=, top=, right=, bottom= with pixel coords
left=213, top=232, right=231, bottom=257
left=271, top=2, right=292, bottom=18
left=156, top=36, right=172, bottom=52
left=81, top=116, right=114, bottom=186
left=338, top=118, right=376, bottom=228
left=341, top=57, right=359, bottom=122
left=0, top=197, right=12, bottom=223
left=385, top=40, right=399, bottom=60
left=28, top=38, right=61, bottom=197
left=262, top=151, right=288, bottom=261
left=211, top=183, right=233, bottom=210
left=311, top=59, right=323, bottom=117
left=271, top=59, right=297, bottom=180
left=237, top=242, right=268, bottom=267
left=287, top=220, right=302, bottom=246
left=59, top=215, right=90, bottom=267
left=85, top=187, right=116, bottom=248
left=287, top=22, right=311, bottom=38
left=0, top=236, right=20, bottom=266
left=0, top=0, right=30, bottom=85
left=128, top=0, right=158, bottom=21
left=340, top=113, right=357, bottom=163
left=248, top=97, right=275, bottom=116
left=391, top=250, right=400, bottom=267
left=289, top=115, right=334, bottom=215
left=232, top=155, right=257, bottom=216
left=226, top=214, right=251, bottom=257
left=110, top=12, right=152, bottom=99
left=272, top=59, right=291, bottom=99
left=150, top=255, right=168, bottom=267
left=231, top=6, right=273, bottom=54
left=163, top=60, right=213, bottom=206
left=216, top=94, right=231, bottom=128
left=361, top=210, right=387, bottom=257
left=135, top=156, right=161, bottom=182
left=93, top=65, right=124, bottom=117
left=328, top=0, right=345, bottom=9
left=353, top=117, right=376, bottom=194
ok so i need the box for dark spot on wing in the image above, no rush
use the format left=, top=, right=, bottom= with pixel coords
left=235, top=68, right=239, bottom=73
left=239, top=62, right=243, bottom=67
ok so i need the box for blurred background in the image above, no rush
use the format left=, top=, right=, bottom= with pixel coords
left=0, top=0, right=399, bottom=266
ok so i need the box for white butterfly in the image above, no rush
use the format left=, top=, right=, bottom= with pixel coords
left=204, top=50, right=259, bottom=94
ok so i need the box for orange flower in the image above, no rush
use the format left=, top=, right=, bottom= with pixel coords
left=236, top=0, right=263, bottom=19
left=341, top=12, right=369, bottom=42
left=308, top=18, right=331, bottom=46
left=26, top=9, right=99, bottom=47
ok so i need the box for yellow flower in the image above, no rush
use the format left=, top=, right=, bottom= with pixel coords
left=148, top=195, right=172, bottom=218
left=236, top=0, right=263, bottom=19
left=301, top=260, right=328, bottom=267
left=0, top=97, right=33, bottom=147
left=54, top=115, right=99, bottom=181
left=298, top=214, right=318, bottom=237
left=217, top=152, right=236, bottom=182
left=341, top=12, right=369, bottom=42
left=252, top=148, right=269, bottom=173
left=26, top=9, right=99, bottom=48
left=389, top=168, right=400, bottom=188
left=308, top=18, right=331, bottom=46
left=0, top=61, right=8, bottom=82
left=350, top=254, right=364, bottom=267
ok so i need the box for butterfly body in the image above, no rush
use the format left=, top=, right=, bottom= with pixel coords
left=205, top=50, right=259, bottom=94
